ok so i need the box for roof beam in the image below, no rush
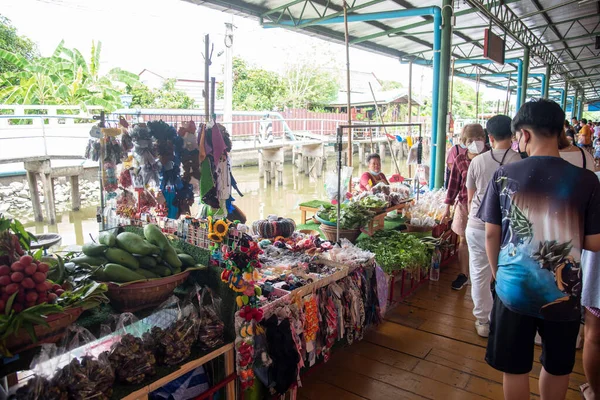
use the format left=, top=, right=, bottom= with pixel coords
left=463, top=0, right=569, bottom=78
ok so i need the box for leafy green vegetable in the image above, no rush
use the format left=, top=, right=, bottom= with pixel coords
left=357, top=231, right=430, bottom=274
left=316, top=201, right=375, bottom=229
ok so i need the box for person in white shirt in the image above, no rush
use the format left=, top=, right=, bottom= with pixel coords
left=465, top=115, right=522, bottom=337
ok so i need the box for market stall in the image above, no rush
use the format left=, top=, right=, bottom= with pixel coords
left=0, top=114, right=457, bottom=399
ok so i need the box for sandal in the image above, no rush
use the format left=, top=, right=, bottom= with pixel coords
left=580, top=383, right=591, bottom=399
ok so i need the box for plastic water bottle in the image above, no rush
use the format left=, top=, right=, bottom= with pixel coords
left=430, top=247, right=441, bottom=281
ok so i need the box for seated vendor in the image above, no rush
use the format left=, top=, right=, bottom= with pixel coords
left=359, top=153, right=389, bottom=191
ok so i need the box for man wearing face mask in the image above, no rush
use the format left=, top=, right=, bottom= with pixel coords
left=465, top=116, right=522, bottom=337
left=442, top=124, right=488, bottom=291
left=477, top=99, right=600, bottom=400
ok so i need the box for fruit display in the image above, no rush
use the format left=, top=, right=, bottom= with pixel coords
left=73, top=225, right=201, bottom=284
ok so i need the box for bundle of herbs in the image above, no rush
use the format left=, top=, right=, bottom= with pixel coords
left=357, top=231, right=430, bottom=275
left=317, top=201, right=375, bottom=230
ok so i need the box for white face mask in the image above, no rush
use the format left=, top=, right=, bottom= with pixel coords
left=468, top=140, right=485, bottom=154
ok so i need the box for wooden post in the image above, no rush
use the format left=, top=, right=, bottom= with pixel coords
left=277, top=162, right=283, bottom=186
left=379, top=143, right=386, bottom=161
left=358, top=143, right=365, bottom=166
left=316, top=157, right=323, bottom=178
left=40, top=172, right=56, bottom=224
left=258, top=150, right=264, bottom=178
left=70, top=175, right=81, bottom=211
left=224, top=347, right=236, bottom=400
left=26, top=171, right=43, bottom=222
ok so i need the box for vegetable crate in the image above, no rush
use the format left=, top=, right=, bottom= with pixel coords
left=387, top=267, right=429, bottom=304
left=432, top=220, right=459, bottom=267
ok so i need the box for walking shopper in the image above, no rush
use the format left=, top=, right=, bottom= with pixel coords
left=445, top=132, right=468, bottom=189
left=573, top=117, right=582, bottom=133
left=442, top=123, right=487, bottom=291
left=565, top=120, right=576, bottom=143
left=465, top=116, right=521, bottom=337
left=559, top=129, right=595, bottom=171
left=478, top=99, right=600, bottom=400
left=579, top=118, right=593, bottom=150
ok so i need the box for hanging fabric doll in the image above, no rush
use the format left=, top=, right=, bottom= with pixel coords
left=130, top=124, right=159, bottom=186
left=179, top=120, right=201, bottom=182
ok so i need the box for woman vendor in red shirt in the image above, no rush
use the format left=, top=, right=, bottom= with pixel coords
left=359, top=153, right=389, bottom=191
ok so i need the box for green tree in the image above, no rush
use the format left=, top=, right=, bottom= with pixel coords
left=229, top=58, right=285, bottom=111
left=153, top=79, right=195, bottom=109
left=281, top=60, right=338, bottom=109
left=0, top=15, right=37, bottom=75
left=451, top=80, right=477, bottom=119
left=380, top=80, right=403, bottom=91
left=126, top=79, right=195, bottom=109
left=0, top=40, right=139, bottom=111
left=126, top=82, right=156, bottom=108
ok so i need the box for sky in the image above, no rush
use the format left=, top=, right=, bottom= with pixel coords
left=3, top=0, right=505, bottom=103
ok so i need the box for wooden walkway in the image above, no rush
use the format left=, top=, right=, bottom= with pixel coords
left=299, top=262, right=584, bottom=400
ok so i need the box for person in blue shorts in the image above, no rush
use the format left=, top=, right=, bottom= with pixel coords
left=478, top=99, right=600, bottom=400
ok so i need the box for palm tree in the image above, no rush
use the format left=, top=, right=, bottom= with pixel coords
left=0, top=40, right=139, bottom=111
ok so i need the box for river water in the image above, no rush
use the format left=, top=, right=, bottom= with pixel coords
left=21, top=154, right=411, bottom=247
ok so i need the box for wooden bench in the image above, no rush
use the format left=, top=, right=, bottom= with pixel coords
left=298, top=200, right=331, bottom=224
left=361, top=200, right=413, bottom=236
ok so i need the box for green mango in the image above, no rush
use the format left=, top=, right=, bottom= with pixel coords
left=143, top=224, right=170, bottom=250
left=71, top=255, right=107, bottom=266
left=105, top=248, right=139, bottom=270
left=82, top=242, right=108, bottom=257
left=138, top=256, right=157, bottom=268
left=176, top=253, right=195, bottom=268
left=116, top=232, right=160, bottom=256
left=103, top=263, right=145, bottom=283
left=98, top=231, right=116, bottom=247
left=137, top=269, right=160, bottom=279
left=143, top=264, right=172, bottom=277
left=162, top=246, right=182, bottom=269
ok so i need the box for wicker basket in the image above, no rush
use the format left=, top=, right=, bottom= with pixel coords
left=405, top=223, right=434, bottom=233
left=106, top=270, right=191, bottom=312
left=5, top=307, right=84, bottom=355
left=319, top=224, right=361, bottom=243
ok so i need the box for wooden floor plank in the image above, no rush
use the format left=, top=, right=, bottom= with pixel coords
left=299, top=379, right=367, bottom=400
left=418, top=319, right=488, bottom=348
left=345, top=341, right=420, bottom=371
left=299, top=262, right=587, bottom=400
left=316, top=364, right=427, bottom=400
left=328, top=351, right=489, bottom=400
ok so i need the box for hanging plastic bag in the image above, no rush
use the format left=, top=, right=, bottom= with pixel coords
left=101, top=312, right=156, bottom=384
left=375, top=264, right=390, bottom=318
left=147, top=296, right=200, bottom=365
left=16, top=326, right=115, bottom=399
left=194, top=285, right=225, bottom=351
left=325, top=166, right=353, bottom=201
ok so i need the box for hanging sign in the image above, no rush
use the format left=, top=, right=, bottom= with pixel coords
left=484, top=29, right=505, bottom=65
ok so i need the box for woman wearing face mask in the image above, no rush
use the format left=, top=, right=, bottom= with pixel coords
left=359, top=153, right=390, bottom=191
left=442, top=124, right=488, bottom=290
left=445, top=131, right=469, bottom=189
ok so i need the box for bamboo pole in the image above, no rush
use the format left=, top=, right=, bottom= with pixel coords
left=343, top=1, right=352, bottom=167
left=368, top=82, right=401, bottom=174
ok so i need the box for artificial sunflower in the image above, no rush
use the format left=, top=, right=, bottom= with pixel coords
left=214, top=220, right=231, bottom=239
left=207, top=216, right=223, bottom=242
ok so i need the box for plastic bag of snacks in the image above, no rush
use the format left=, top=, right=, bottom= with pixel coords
left=16, top=326, right=115, bottom=399
left=101, top=313, right=156, bottom=384
left=193, top=285, right=225, bottom=351
left=146, top=296, right=199, bottom=365
left=325, top=166, right=353, bottom=201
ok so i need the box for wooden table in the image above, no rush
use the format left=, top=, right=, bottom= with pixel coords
left=361, top=200, right=413, bottom=236
left=122, top=343, right=235, bottom=400
left=298, top=200, right=330, bottom=224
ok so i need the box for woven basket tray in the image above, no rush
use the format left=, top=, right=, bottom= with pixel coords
left=106, top=270, right=191, bottom=312
left=319, top=224, right=361, bottom=243
left=5, top=307, right=84, bottom=356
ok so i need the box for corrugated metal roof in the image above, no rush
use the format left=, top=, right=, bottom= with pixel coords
left=184, top=0, right=600, bottom=103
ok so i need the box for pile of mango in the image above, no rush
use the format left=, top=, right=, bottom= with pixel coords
left=74, top=225, right=198, bottom=283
